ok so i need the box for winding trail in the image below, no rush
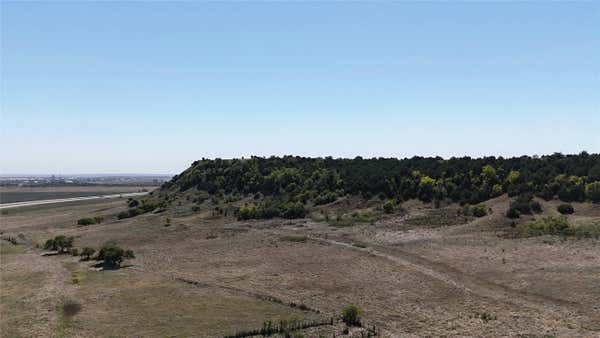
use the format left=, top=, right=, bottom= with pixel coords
left=310, top=235, right=578, bottom=315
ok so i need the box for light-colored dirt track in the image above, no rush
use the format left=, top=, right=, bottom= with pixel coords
left=316, top=236, right=576, bottom=311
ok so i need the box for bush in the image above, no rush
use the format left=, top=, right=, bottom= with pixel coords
left=44, top=235, right=74, bottom=253
left=237, top=200, right=306, bottom=220
left=557, top=203, right=574, bottom=215
left=464, top=204, right=487, bottom=217
left=515, top=216, right=569, bottom=237
left=508, top=194, right=542, bottom=216
left=530, top=201, right=542, bottom=214
left=506, top=207, right=520, bottom=219
left=313, top=190, right=338, bottom=205
left=77, top=216, right=104, bottom=226
left=342, top=304, right=362, bottom=326
left=77, top=218, right=95, bottom=226
left=383, top=200, right=395, bottom=214
left=96, top=244, right=135, bottom=268
left=61, top=299, right=82, bottom=318
left=80, top=247, right=96, bottom=260
left=280, top=235, right=307, bottom=243
left=70, top=248, right=79, bottom=256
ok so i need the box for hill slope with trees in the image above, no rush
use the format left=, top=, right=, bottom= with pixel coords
left=147, top=152, right=600, bottom=220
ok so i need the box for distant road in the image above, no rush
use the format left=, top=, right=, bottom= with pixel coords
left=0, top=192, right=148, bottom=210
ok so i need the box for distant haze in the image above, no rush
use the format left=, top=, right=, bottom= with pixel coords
left=2, top=2, right=598, bottom=174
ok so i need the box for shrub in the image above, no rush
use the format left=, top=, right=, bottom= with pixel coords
left=44, top=235, right=74, bottom=253
left=463, top=204, right=487, bottom=217
left=77, top=218, right=95, bottom=226
left=342, top=304, right=362, bottom=326
left=280, top=235, right=307, bottom=243
left=383, top=200, right=395, bottom=214
left=60, top=299, right=81, bottom=318
left=238, top=200, right=306, bottom=220
left=530, top=201, right=542, bottom=214
left=96, top=244, right=135, bottom=268
left=491, top=184, right=503, bottom=197
left=70, top=248, right=79, bottom=256
left=80, top=247, right=95, bottom=260
left=77, top=216, right=104, bottom=226
left=557, top=203, right=574, bottom=215
left=510, top=195, right=534, bottom=215
left=313, top=190, right=337, bottom=205
left=506, top=207, right=520, bottom=219
left=515, top=216, right=569, bottom=237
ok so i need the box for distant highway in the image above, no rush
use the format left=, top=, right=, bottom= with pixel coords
left=0, top=192, right=148, bottom=210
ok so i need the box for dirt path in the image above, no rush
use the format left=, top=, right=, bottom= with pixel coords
left=311, top=235, right=578, bottom=316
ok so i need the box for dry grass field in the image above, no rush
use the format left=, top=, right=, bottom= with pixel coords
left=1, top=195, right=599, bottom=337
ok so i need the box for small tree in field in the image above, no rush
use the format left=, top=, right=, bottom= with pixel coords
left=44, top=235, right=74, bottom=253
left=96, top=244, right=135, bottom=268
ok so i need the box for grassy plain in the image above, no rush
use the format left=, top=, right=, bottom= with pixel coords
left=1, top=195, right=599, bottom=337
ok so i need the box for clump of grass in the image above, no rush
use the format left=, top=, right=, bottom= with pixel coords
left=280, top=235, right=308, bottom=243
left=349, top=211, right=381, bottom=224
left=328, top=210, right=382, bottom=227
left=352, top=242, right=367, bottom=249
left=60, top=299, right=82, bottom=318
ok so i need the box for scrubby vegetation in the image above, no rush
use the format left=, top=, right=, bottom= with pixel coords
left=462, top=204, right=487, bottom=217
left=342, top=304, right=362, bottom=326
left=513, top=216, right=599, bottom=239
left=95, top=244, right=135, bottom=268
left=223, top=317, right=334, bottom=338
left=557, top=203, right=574, bottom=215
left=117, top=199, right=162, bottom=219
left=280, top=235, right=308, bottom=243
left=44, top=235, right=74, bottom=253
left=80, top=247, right=96, bottom=260
left=237, top=200, right=306, bottom=220
left=77, top=216, right=103, bottom=226
left=506, top=194, right=542, bottom=218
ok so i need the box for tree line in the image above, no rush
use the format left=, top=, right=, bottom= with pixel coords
left=158, top=153, right=599, bottom=209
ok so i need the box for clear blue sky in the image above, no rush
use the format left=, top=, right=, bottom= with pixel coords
left=1, top=2, right=599, bottom=174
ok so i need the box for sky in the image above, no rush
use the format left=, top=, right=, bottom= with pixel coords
left=1, top=2, right=599, bottom=175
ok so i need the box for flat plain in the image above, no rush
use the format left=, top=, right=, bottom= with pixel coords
left=1, top=195, right=599, bottom=337
left=0, top=186, right=154, bottom=204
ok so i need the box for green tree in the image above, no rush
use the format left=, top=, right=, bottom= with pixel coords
left=96, top=245, right=135, bottom=268
left=585, top=182, right=600, bottom=203
left=44, top=235, right=74, bottom=253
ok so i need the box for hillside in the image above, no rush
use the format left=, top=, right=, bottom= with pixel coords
left=147, top=154, right=600, bottom=219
